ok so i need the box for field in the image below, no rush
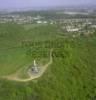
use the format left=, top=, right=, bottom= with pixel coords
left=0, top=23, right=96, bottom=100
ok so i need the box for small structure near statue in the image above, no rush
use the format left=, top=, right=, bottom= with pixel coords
left=31, top=60, right=39, bottom=73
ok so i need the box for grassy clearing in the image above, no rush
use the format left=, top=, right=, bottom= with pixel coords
left=0, top=23, right=55, bottom=77
left=23, top=24, right=47, bottom=30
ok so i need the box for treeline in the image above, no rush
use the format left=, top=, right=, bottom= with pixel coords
left=21, top=39, right=68, bottom=49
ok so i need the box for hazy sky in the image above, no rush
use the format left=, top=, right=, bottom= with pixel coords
left=0, top=0, right=95, bottom=9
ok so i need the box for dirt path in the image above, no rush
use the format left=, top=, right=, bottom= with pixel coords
left=2, top=49, right=53, bottom=82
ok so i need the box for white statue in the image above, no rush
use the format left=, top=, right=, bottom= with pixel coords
left=34, top=60, right=37, bottom=67
left=32, top=60, right=39, bottom=73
